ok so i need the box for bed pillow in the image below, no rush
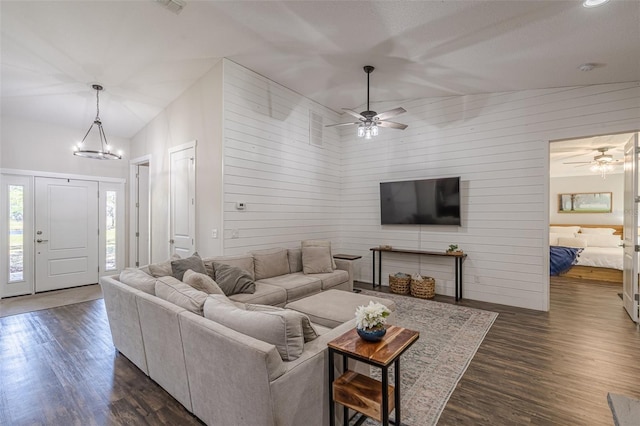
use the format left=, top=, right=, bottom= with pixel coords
left=549, top=233, right=560, bottom=246
left=580, top=234, right=622, bottom=248
left=557, top=236, right=587, bottom=248
left=550, top=226, right=581, bottom=235
left=579, top=227, right=617, bottom=235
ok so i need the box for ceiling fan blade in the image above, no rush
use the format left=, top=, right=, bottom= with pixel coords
left=325, top=122, right=360, bottom=128
left=375, top=107, right=406, bottom=121
left=342, top=108, right=365, bottom=119
left=378, top=120, right=408, bottom=130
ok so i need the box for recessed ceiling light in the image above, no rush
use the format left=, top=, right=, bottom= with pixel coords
left=583, top=0, right=610, bottom=8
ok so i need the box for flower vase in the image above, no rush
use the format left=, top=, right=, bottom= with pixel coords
left=357, top=327, right=386, bottom=342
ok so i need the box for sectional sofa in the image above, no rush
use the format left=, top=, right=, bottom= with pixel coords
left=100, top=246, right=395, bottom=426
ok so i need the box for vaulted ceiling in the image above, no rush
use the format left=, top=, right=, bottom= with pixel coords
left=1, top=1, right=638, bottom=139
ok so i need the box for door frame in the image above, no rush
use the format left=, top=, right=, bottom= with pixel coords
left=129, top=155, right=152, bottom=268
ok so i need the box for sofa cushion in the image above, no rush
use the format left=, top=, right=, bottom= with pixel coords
left=213, top=262, right=256, bottom=296
left=228, top=283, right=287, bottom=307
left=302, top=239, right=336, bottom=269
left=286, top=289, right=396, bottom=329
left=204, top=254, right=255, bottom=280
left=119, top=268, right=156, bottom=295
left=183, top=269, right=225, bottom=295
left=251, top=248, right=290, bottom=280
left=171, top=252, right=207, bottom=281
left=257, top=273, right=322, bottom=303
left=155, top=276, right=208, bottom=315
left=245, top=304, right=319, bottom=342
left=204, top=295, right=305, bottom=361
left=287, top=248, right=303, bottom=273
left=306, top=269, right=349, bottom=290
left=301, top=246, right=333, bottom=274
left=148, top=254, right=180, bottom=278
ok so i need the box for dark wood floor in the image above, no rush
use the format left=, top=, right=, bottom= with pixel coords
left=1, top=277, right=638, bottom=425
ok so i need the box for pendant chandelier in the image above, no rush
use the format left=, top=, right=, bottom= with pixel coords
left=73, top=84, right=122, bottom=160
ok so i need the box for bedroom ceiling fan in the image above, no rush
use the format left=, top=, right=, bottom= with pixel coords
left=563, top=147, right=622, bottom=178
left=325, top=65, right=408, bottom=139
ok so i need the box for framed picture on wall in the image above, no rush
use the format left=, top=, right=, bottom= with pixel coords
left=558, top=192, right=612, bottom=213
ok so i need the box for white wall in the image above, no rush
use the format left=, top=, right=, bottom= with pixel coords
left=221, top=60, right=343, bottom=254
left=550, top=173, right=623, bottom=225
left=340, top=82, right=639, bottom=310
left=130, top=60, right=224, bottom=262
left=1, top=116, right=129, bottom=179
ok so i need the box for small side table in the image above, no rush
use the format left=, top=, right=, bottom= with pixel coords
left=333, top=254, right=362, bottom=261
left=328, top=326, right=419, bottom=426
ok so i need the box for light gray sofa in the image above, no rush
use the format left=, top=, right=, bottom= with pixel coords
left=99, top=248, right=377, bottom=426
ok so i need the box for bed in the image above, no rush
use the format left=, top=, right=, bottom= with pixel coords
left=550, top=224, right=623, bottom=283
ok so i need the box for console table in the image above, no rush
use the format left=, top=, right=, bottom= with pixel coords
left=328, top=326, right=419, bottom=426
left=370, top=247, right=467, bottom=301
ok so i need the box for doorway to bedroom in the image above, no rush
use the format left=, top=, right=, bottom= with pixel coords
left=549, top=132, right=636, bottom=313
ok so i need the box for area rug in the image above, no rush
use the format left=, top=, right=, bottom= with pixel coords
left=353, top=290, right=498, bottom=426
left=0, top=284, right=102, bottom=318
left=608, top=393, right=640, bottom=426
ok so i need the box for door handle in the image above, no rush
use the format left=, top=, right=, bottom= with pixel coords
left=36, top=239, right=48, bottom=243
left=169, top=239, right=175, bottom=244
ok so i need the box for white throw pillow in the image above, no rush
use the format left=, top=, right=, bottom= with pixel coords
left=550, top=226, right=581, bottom=235
left=557, top=236, right=587, bottom=248
left=579, top=227, right=617, bottom=235
left=580, top=234, right=621, bottom=248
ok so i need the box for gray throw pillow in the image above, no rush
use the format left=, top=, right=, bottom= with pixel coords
left=302, top=239, right=336, bottom=269
left=171, top=252, right=206, bottom=281
left=213, top=262, right=256, bottom=296
left=155, top=276, right=208, bottom=315
left=302, top=246, right=333, bottom=274
left=246, top=304, right=319, bottom=342
left=183, top=269, right=225, bottom=295
left=251, top=248, right=290, bottom=280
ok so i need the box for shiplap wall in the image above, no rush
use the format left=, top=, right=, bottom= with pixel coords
left=341, top=82, right=639, bottom=310
left=222, top=60, right=343, bottom=254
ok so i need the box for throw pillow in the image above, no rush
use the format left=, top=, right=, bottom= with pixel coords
left=557, top=236, right=587, bottom=248
left=301, top=239, right=336, bottom=269
left=579, top=227, right=617, bottom=235
left=148, top=254, right=181, bottom=278
left=287, top=248, right=303, bottom=273
left=251, top=248, right=290, bottom=280
left=204, top=295, right=304, bottom=361
left=302, top=246, right=333, bottom=274
left=119, top=268, right=156, bottom=295
left=171, top=252, right=207, bottom=281
left=213, top=262, right=256, bottom=296
left=183, top=269, right=225, bottom=295
left=246, top=304, right=318, bottom=342
left=155, top=276, right=208, bottom=315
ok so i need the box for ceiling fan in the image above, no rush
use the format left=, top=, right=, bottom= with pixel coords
left=563, top=147, right=622, bottom=177
left=326, top=65, right=408, bottom=139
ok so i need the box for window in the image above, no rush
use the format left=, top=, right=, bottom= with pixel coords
left=8, top=185, right=24, bottom=282
left=105, top=190, right=117, bottom=271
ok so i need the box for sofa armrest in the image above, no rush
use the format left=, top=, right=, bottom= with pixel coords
left=334, top=258, right=354, bottom=290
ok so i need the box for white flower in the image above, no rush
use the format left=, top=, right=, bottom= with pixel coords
left=355, top=301, right=391, bottom=330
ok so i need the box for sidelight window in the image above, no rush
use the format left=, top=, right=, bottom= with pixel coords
left=8, top=185, right=24, bottom=282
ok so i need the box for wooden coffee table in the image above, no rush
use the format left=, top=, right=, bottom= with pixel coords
left=328, top=325, right=419, bottom=426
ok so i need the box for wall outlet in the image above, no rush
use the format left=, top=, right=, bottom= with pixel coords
left=211, top=229, right=218, bottom=239
left=231, top=229, right=239, bottom=239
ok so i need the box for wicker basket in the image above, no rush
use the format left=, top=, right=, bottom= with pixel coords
left=410, top=276, right=435, bottom=299
left=389, top=274, right=411, bottom=294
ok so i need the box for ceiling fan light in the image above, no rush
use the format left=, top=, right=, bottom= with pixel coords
left=583, top=0, right=609, bottom=8
left=371, top=125, right=379, bottom=136
left=357, top=125, right=365, bottom=138
left=364, top=128, right=372, bottom=140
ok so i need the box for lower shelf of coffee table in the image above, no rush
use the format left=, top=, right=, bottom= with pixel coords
left=332, top=370, right=395, bottom=422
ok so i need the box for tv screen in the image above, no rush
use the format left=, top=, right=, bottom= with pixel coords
left=380, top=177, right=461, bottom=225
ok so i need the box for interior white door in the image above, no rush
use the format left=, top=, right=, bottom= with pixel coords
left=35, top=177, right=99, bottom=292
left=622, top=134, right=639, bottom=322
left=169, top=143, right=196, bottom=257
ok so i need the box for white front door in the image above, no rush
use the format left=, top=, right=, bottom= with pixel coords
left=35, top=177, right=99, bottom=292
left=622, top=134, right=639, bottom=322
left=169, top=142, right=196, bottom=257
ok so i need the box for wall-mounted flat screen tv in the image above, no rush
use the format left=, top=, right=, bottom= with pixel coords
left=380, top=177, right=461, bottom=225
